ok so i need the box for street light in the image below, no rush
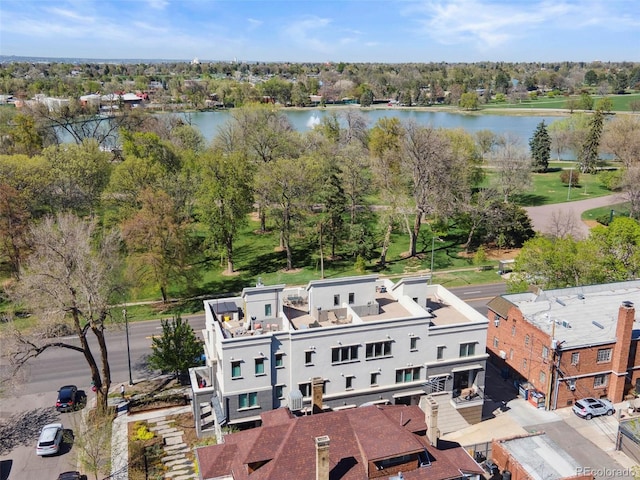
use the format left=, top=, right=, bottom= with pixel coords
left=430, top=236, right=443, bottom=285
left=122, top=307, right=133, bottom=386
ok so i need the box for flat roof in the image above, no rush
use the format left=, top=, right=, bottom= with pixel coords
left=498, top=434, right=582, bottom=480
left=502, top=280, right=640, bottom=348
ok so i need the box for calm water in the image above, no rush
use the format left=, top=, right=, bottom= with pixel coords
left=182, top=108, right=566, bottom=145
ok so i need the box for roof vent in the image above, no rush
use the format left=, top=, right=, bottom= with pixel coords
left=622, top=301, right=634, bottom=308
left=592, top=321, right=604, bottom=329
left=578, top=293, right=585, bottom=300
left=556, top=299, right=566, bottom=306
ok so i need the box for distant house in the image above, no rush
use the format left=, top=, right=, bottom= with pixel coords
left=195, top=400, right=484, bottom=480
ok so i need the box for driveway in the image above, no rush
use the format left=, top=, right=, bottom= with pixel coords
left=525, top=194, right=623, bottom=239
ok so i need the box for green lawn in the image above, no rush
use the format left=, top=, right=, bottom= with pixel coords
left=481, top=92, right=640, bottom=112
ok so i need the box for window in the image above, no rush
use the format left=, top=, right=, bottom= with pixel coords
left=509, top=349, right=514, bottom=360
left=365, top=341, right=392, bottom=359
left=396, top=367, right=421, bottom=383
left=522, top=359, right=527, bottom=370
left=345, top=376, right=354, bottom=390
left=571, top=352, right=579, bottom=365
left=594, top=374, right=608, bottom=388
left=239, top=392, right=258, bottom=409
left=539, top=371, right=546, bottom=385
left=334, top=294, right=340, bottom=306
left=264, top=303, right=272, bottom=317
left=299, top=382, right=311, bottom=397
left=348, top=292, right=355, bottom=304
left=231, top=361, right=242, bottom=379
left=275, top=352, right=284, bottom=368
left=305, top=350, right=314, bottom=365
left=511, top=325, right=516, bottom=337
left=542, top=345, right=549, bottom=359
left=524, top=335, right=530, bottom=347
left=596, top=348, right=612, bottom=363
left=436, top=345, right=445, bottom=360
left=275, top=385, right=284, bottom=399
left=332, top=345, right=359, bottom=363
left=493, top=336, right=499, bottom=348
left=370, top=372, right=380, bottom=386
left=459, top=342, right=476, bottom=357
left=255, top=358, right=265, bottom=375
left=410, top=337, right=418, bottom=351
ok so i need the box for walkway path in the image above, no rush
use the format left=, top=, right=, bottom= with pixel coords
left=524, top=194, right=623, bottom=238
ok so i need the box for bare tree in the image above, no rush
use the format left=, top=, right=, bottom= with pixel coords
left=6, top=213, right=121, bottom=412
left=547, top=209, right=582, bottom=239
left=489, top=135, right=532, bottom=203
left=72, top=410, right=114, bottom=480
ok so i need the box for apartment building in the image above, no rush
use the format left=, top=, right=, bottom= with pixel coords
left=190, top=274, right=488, bottom=436
left=486, top=280, right=640, bottom=410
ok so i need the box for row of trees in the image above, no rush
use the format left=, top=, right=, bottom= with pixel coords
left=2, top=60, right=639, bottom=110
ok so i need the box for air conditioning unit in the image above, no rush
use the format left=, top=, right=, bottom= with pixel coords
left=494, top=319, right=500, bottom=327
left=499, top=350, right=507, bottom=359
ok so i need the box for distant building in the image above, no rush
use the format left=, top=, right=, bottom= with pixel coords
left=487, top=281, right=640, bottom=410
left=491, top=432, right=594, bottom=480
left=190, top=275, right=489, bottom=437
left=195, top=400, right=484, bottom=480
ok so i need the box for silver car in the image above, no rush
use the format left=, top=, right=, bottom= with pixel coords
left=572, top=397, right=615, bottom=419
left=36, top=423, right=64, bottom=456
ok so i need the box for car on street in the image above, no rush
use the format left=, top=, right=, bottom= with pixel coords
left=56, top=385, right=78, bottom=412
left=572, top=397, right=615, bottom=419
left=36, top=422, right=64, bottom=456
left=57, top=472, right=84, bottom=480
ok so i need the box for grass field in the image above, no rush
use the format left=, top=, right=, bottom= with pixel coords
left=481, top=92, right=640, bottom=112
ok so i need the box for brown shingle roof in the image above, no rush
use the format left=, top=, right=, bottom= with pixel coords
left=197, top=405, right=482, bottom=480
left=487, top=295, right=514, bottom=318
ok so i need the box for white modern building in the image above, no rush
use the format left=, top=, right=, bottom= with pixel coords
left=190, top=275, right=489, bottom=437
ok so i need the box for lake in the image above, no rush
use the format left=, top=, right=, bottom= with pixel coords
left=179, top=108, right=567, bottom=145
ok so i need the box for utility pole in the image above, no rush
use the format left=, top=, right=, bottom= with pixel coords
left=123, top=308, right=133, bottom=386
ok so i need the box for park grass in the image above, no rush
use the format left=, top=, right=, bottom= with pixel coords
left=480, top=92, right=640, bottom=112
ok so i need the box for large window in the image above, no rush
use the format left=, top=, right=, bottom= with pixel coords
left=255, top=358, right=265, bottom=375
left=395, top=367, right=421, bottom=383
left=596, top=348, right=612, bottom=363
left=459, top=342, right=476, bottom=357
left=594, top=374, right=608, bottom=388
left=332, top=345, right=359, bottom=364
left=365, top=341, right=392, bottom=359
left=239, top=392, right=258, bottom=409
left=231, top=361, right=242, bottom=379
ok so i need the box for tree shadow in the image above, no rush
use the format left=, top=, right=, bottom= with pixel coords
left=512, top=193, right=549, bottom=206
left=0, top=407, right=60, bottom=455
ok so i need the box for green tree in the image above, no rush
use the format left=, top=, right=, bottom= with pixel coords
left=578, top=93, right=594, bottom=110
left=584, top=70, right=598, bottom=85
left=0, top=183, right=31, bottom=279
left=360, top=88, right=374, bottom=107
left=196, top=150, right=253, bottom=273
left=459, top=92, right=479, bottom=110
left=121, top=188, right=194, bottom=303
left=529, top=120, right=551, bottom=173
left=595, top=97, right=613, bottom=114
left=577, top=110, right=604, bottom=174
left=148, top=316, right=204, bottom=383
left=318, top=160, right=347, bottom=258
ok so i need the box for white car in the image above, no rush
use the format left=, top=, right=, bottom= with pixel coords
left=572, top=397, right=615, bottom=420
left=36, top=423, right=64, bottom=456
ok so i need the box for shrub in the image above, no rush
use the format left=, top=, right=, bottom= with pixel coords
left=132, top=424, right=154, bottom=441
left=599, top=170, right=623, bottom=191
left=560, top=169, right=580, bottom=186
left=473, top=246, right=488, bottom=266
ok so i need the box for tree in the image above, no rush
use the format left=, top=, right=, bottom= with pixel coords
left=6, top=213, right=120, bottom=412
left=148, top=315, right=204, bottom=383
left=475, top=129, right=497, bottom=162
left=318, top=160, right=348, bottom=258
left=577, top=110, right=604, bottom=174
left=459, top=92, right=479, bottom=110
left=584, top=70, right=598, bottom=86
left=196, top=150, right=253, bottom=273
left=72, top=410, right=114, bottom=480
left=0, top=183, right=31, bottom=279
left=529, top=120, right=551, bottom=173
left=121, top=188, right=194, bottom=303
left=489, top=135, right=532, bottom=203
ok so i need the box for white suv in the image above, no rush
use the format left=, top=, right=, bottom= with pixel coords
left=572, top=397, right=615, bottom=419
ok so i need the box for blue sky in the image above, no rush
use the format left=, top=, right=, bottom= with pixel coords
left=1, top=0, right=638, bottom=63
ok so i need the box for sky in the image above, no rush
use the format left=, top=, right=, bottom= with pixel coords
left=1, top=0, right=638, bottom=63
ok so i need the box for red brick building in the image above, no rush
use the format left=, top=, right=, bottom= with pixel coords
left=486, top=281, right=640, bottom=410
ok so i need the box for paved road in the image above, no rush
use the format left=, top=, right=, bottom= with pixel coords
left=525, top=194, right=623, bottom=238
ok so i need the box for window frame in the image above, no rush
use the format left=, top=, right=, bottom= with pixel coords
left=304, top=350, right=314, bottom=366
left=395, top=367, right=422, bottom=384
left=348, top=292, right=355, bottom=304
left=254, top=357, right=265, bottom=376
left=332, top=345, right=359, bottom=364
left=594, top=374, right=608, bottom=388
left=231, top=360, right=242, bottom=379
left=365, top=341, right=392, bottom=359
left=459, top=342, right=476, bottom=357
left=410, top=336, right=418, bottom=351
left=436, top=345, right=446, bottom=360
left=596, top=348, right=612, bottom=363
left=275, top=352, right=284, bottom=368
left=571, top=352, right=579, bottom=365
left=239, top=392, right=258, bottom=409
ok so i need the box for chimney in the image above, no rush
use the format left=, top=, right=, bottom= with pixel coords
left=421, top=395, right=440, bottom=445
left=312, top=377, right=324, bottom=414
left=315, top=435, right=330, bottom=480
left=609, top=301, right=635, bottom=402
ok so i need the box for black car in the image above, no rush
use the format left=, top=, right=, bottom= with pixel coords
left=56, top=385, right=78, bottom=412
left=57, top=472, right=84, bottom=480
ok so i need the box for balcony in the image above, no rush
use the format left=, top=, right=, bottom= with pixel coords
left=451, top=386, right=484, bottom=407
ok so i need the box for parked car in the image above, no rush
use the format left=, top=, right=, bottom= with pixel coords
left=57, top=472, right=84, bottom=480
left=56, top=385, right=78, bottom=412
left=572, top=397, right=615, bottom=419
left=36, top=423, right=64, bottom=456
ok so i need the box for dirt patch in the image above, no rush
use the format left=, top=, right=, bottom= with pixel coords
left=280, top=268, right=303, bottom=274
left=458, top=246, right=520, bottom=260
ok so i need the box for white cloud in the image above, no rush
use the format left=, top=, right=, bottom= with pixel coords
left=282, top=15, right=334, bottom=54
left=247, top=18, right=263, bottom=29
left=146, top=0, right=169, bottom=10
